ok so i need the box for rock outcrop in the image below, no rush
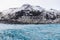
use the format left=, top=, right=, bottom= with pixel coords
left=0, top=4, right=60, bottom=24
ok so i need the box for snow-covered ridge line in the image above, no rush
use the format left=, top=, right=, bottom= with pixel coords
left=0, top=4, right=60, bottom=24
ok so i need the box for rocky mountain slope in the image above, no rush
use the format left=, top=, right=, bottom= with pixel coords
left=0, top=4, right=60, bottom=24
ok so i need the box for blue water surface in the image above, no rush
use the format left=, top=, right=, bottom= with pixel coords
left=0, top=24, right=60, bottom=40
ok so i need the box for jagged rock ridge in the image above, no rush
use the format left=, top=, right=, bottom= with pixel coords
left=0, top=4, right=60, bottom=24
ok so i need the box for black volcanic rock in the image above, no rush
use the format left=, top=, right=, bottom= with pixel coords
left=0, top=4, right=60, bottom=24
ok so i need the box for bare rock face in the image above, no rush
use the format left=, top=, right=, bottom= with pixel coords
left=0, top=4, right=60, bottom=24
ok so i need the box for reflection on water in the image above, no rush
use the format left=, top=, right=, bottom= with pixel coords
left=0, top=24, right=60, bottom=40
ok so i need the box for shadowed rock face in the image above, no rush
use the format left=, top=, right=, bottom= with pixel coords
left=0, top=4, right=60, bottom=24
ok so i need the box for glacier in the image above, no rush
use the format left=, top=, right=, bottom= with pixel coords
left=0, top=24, right=59, bottom=40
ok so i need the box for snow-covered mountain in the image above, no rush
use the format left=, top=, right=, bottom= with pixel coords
left=2, top=4, right=44, bottom=15
left=0, top=4, right=60, bottom=24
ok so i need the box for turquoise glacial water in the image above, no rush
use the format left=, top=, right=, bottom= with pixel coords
left=0, top=24, right=60, bottom=40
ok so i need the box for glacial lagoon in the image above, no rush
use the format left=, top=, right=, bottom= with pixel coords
left=0, top=24, right=60, bottom=40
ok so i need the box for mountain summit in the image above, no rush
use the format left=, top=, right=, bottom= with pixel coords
left=0, top=4, right=60, bottom=24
